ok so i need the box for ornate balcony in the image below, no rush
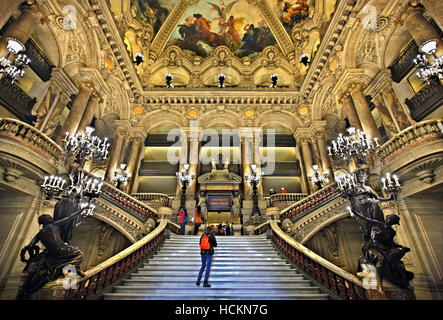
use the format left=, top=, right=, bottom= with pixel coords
left=405, top=80, right=443, bottom=121
left=270, top=193, right=308, bottom=210
left=388, top=40, right=419, bottom=83
left=0, top=77, right=36, bottom=120
left=130, top=192, right=171, bottom=209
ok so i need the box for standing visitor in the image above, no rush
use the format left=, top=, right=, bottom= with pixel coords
left=196, top=226, right=217, bottom=287
left=178, top=208, right=187, bottom=235
left=281, top=186, right=287, bottom=194
left=193, top=206, right=203, bottom=235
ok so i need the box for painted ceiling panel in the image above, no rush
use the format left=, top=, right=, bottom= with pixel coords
left=266, top=0, right=314, bottom=32
left=166, top=0, right=280, bottom=58
left=132, top=0, right=180, bottom=36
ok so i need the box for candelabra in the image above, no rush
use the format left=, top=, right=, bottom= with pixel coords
left=176, top=164, right=194, bottom=209
left=246, top=164, right=261, bottom=216
left=270, top=74, right=278, bottom=88
left=62, top=126, right=109, bottom=165
left=413, top=39, right=443, bottom=85
left=0, top=38, right=31, bottom=84
left=218, top=73, right=225, bottom=88
left=41, top=175, right=67, bottom=200
left=307, top=164, right=329, bottom=189
left=166, top=73, right=174, bottom=88
left=112, top=163, right=130, bottom=189
left=328, top=127, right=380, bottom=166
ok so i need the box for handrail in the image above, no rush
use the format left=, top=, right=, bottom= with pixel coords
left=0, top=117, right=64, bottom=161
left=270, top=220, right=366, bottom=300
left=270, top=193, right=308, bottom=206
left=64, top=219, right=169, bottom=299
left=379, top=120, right=442, bottom=161
left=130, top=193, right=170, bottom=207
left=253, top=219, right=277, bottom=235
left=83, top=171, right=158, bottom=222
left=280, top=183, right=340, bottom=221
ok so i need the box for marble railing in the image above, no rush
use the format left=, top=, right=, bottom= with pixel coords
left=0, top=118, right=64, bottom=162
left=279, top=183, right=340, bottom=221
left=130, top=193, right=171, bottom=209
left=270, top=220, right=366, bottom=300
left=270, top=193, right=308, bottom=210
left=379, top=120, right=442, bottom=165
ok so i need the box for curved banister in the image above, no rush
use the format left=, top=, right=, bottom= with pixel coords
left=83, top=171, right=158, bottom=222
left=280, top=183, right=340, bottom=221
left=130, top=193, right=170, bottom=207
left=270, top=220, right=366, bottom=300
left=63, top=219, right=170, bottom=299
left=379, top=119, right=442, bottom=160
left=0, top=117, right=65, bottom=161
left=253, top=219, right=277, bottom=235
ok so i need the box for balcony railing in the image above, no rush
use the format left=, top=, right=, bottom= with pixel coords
left=0, top=117, right=64, bottom=164
left=280, top=183, right=340, bottom=221
left=378, top=119, right=442, bottom=163
left=388, top=40, right=419, bottom=83
left=405, top=80, right=443, bottom=121
left=130, top=193, right=170, bottom=208
left=271, top=220, right=366, bottom=300
left=270, top=193, right=307, bottom=208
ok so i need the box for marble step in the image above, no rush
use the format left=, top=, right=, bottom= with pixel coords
left=103, top=292, right=329, bottom=300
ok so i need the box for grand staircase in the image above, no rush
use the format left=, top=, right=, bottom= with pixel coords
left=103, top=234, right=329, bottom=300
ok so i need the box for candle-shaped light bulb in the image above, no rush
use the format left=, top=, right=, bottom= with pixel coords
left=347, top=206, right=354, bottom=217
left=381, top=177, right=386, bottom=189
left=43, top=176, right=48, bottom=186
left=393, top=175, right=400, bottom=187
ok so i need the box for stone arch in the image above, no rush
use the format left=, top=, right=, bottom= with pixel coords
left=199, top=110, right=246, bottom=129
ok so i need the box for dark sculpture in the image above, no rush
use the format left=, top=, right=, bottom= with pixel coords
left=17, top=207, right=91, bottom=300
left=343, top=168, right=414, bottom=291
left=53, top=191, right=81, bottom=244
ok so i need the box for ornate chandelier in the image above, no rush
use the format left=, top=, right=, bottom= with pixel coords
left=307, top=164, right=329, bottom=189
left=62, top=126, right=109, bottom=164
left=413, top=39, right=443, bottom=84
left=112, top=163, right=130, bottom=189
left=0, top=38, right=31, bottom=84
left=328, top=127, right=380, bottom=166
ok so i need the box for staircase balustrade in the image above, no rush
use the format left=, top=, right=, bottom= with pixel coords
left=130, top=193, right=170, bottom=208
left=280, top=184, right=340, bottom=221
left=0, top=118, right=64, bottom=164
left=270, top=193, right=308, bottom=208
left=65, top=220, right=171, bottom=299
left=270, top=221, right=367, bottom=300
left=378, top=119, right=442, bottom=164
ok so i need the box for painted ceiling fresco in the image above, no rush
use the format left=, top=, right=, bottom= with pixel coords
left=132, top=0, right=179, bottom=35
left=167, top=0, right=278, bottom=59
left=267, top=0, right=314, bottom=32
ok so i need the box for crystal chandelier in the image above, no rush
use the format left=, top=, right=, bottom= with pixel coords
left=413, top=39, right=443, bottom=84
left=62, top=126, right=109, bottom=165
left=307, top=164, right=329, bottom=189
left=176, top=164, right=194, bottom=209
left=328, top=127, right=380, bottom=166
left=112, top=163, right=130, bottom=189
left=0, top=38, right=31, bottom=84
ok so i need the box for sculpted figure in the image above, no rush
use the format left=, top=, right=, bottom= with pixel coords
left=230, top=191, right=242, bottom=225
left=17, top=208, right=91, bottom=300
left=197, top=192, right=208, bottom=223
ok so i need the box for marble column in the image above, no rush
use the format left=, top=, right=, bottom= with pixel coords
left=56, top=84, right=92, bottom=144
left=296, top=143, right=309, bottom=194
left=77, top=94, right=99, bottom=133
left=129, top=141, right=146, bottom=194
left=105, top=132, right=124, bottom=183
left=42, top=92, right=70, bottom=137
left=0, top=4, right=42, bottom=57
left=176, top=131, right=189, bottom=197
left=349, top=84, right=382, bottom=141
left=124, top=136, right=143, bottom=193
left=0, top=0, right=24, bottom=30
left=118, top=135, right=130, bottom=165
left=404, top=3, right=443, bottom=56
left=340, top=94, right=362, bottom=130
left=187, top=134, right=200, bottom=197
left=381, top=86, right=414, bottom=130
left=253, top=129, right=263, bottom=197
left=300, top=138, right=315, bottom=192
left=316, top=131, right=335, bottom=183
left=241, top=134, right=253, bottom=197
left=373, top=94, right=398, bottom=138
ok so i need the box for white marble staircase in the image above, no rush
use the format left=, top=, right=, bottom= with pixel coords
left=102, top=234, right=329, bottom=300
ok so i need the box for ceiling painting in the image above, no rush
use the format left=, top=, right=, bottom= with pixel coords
left=267, top=0, right=314, bottom=32
left=132, top=0, right=179, bottom=36
left=167, top=0, right=278, bottom=59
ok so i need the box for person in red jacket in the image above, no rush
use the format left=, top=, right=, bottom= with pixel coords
left=178, top=208, right=187, bottom=235
left=196, top=226, right=217, bottom=287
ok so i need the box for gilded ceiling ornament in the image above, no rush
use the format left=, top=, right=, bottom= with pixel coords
left=244, top=108, right=255, bottom=118
left=187, top=108, right=199, bottom=118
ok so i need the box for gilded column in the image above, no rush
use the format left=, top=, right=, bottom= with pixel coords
left=404, top=3, right=443, bottom=56
left=373, top=93, right=398, bottom=138
left=340, top=93, right=362, bottom=130
left=0, top=3, right=42, bottom=57
left=315, top=131, right=335, bottom=183
left=253, top=128, right=263, bottom=197
left=300, top=138, right=315, bottom=192
left=77, top=94, right=100, bottom=133
left=0, top=0, right=25, bottom=30
left=105, top=131, right=124, bottom=183
left=187, top=131, right=200, bottom=197
left=240, top=131, right=253, bottom=197
left=124, top=134, right=144, bottom=193
left=176, top=130, right=189, bottom=197
left=56, top=84, right=92, bottom=144
left=381, top=85, right=414, bottom=130
left=129, top=141, right=146, bottom=194
left=349, top=84, right=382, bottom=141
left=296, top=142, right=309, bottom=194
left=119, top=134, right=131, bottom=165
